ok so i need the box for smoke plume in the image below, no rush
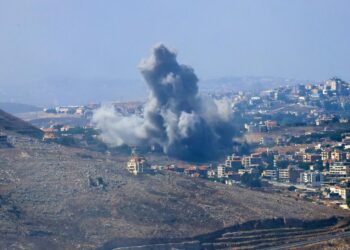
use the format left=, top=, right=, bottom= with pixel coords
left=93, top=44, right=234, bottom=161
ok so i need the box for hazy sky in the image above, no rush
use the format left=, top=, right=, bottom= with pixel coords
left=1, top=0, right=350, bottom=86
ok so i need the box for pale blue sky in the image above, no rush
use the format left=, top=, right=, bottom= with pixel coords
left=0, top=0, right=349, bottom=86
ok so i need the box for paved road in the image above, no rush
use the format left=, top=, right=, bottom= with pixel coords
left=265, top=230, right=350, bottom=250
left=267, top=180, right=317, bottom=192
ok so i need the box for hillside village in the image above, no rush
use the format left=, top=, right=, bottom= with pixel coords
left=27, top=77, right=350, bottom=211
left=2, top=2, right=350, bottom=249
left=121, top=77, right=350, bottom=210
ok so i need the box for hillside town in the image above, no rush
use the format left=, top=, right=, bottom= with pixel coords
left=3, top=2, right=350, bottom=249
left=123, top=77, right=350, bottom=210
left=35, top=77, right=350, bottom=210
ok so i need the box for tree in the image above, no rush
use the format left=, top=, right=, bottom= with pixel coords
left=241, top=173, right=261, bottom=188
left=346, top=198, right=350, bottom=208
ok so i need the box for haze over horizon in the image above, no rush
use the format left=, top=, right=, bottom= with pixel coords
left=1, top=0, right=349, bottom=105
left=3, top=2, right=350, bottom=249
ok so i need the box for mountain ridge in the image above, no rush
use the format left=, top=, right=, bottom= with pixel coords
left=0, top=109, right=43, bottom=138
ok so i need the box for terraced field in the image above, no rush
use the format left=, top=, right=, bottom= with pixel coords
left=201, top=218, right=350, bottom=249
left=112, top=217, right=350, bottom=250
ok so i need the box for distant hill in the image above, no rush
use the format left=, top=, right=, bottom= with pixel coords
left=199, top=76, right=317, bottom=94
left=0, top=77, right=148, bottom=106
left=0, top=102, right=42, bottom=114
left=0, top=76, right=319, bottom=106
left=0, top=109, right=43, bottom=138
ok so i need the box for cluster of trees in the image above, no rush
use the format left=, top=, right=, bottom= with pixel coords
left=241, top=173, right=261, bottom=188
left=289, top=130, right=347, bottom=144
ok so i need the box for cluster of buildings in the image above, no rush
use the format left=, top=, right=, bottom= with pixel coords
left=219, top=139, right=350, bottom=208
left=124, top=132, right=350, bottom=209
left=43, top=78, right=350, bottom=209
left=231, top=78, right=350, bottom=130
left=44, top=102, right=144, bottom=119
left=39, top=101, right=146, bottom=150
left=244, top=120, right=279, bottom=133
left=112, top=101, right=144, bottom=116
left=41, top=124, right=96, bottom=145
left=44, top=103, right=99, bottom=118
left=126, top=155, right=149, bottom=175
left=126, top=155, right=213, bottom=178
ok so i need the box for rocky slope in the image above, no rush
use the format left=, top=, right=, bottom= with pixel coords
left=0, top=109, right=42, bottom=138
left=0, top=114, right=349, bottom=249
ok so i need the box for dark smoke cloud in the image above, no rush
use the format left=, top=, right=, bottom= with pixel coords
left=93, top=44, right=234, bottom=161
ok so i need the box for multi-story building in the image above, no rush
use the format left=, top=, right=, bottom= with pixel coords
left=207, top=169, right=216, bottom=178
left=303, top=153, right=321, bottom=163
left=329, top=162, right=350, bottom=177
left=242, top=154, right=262, bottom=168
left=278, top=168, right=290, bottom=182
left=329, top=185, right=350, bottom=200
left=321, top=149, right=331, bottom=161
left=217, top=165, right=226, bottom=178
left=127, top=156, right=147, bottom=175
left=300, top=171, right=323, bottom=187
left=289, top=166, right=305, bottom=183
left=250, top=153, right=262, bottom=165
left=331, top=150, right=346, bottom=162
left=341, top=133, right=350, bottom=144
left=260, top=137, right=274, bottom=146
left=238, top=168, right=258, bottom=175
left=262, top=169, right=278, bottom=180
left=278, top=165, right=304, bottom=183
left=241, top=156, right=251, bottom=167
left=225, top=155, right=242, bottom=171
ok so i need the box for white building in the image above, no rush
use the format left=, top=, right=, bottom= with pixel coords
left=217, top=165, right=226, bottom=178
left=329, top=185, right=350, bottom=200
left=244, top=123, right=259, bottom=133
left=329, top=162, right=350, bottom=177
left=127, top=156, right=147, bottom=175
left=300, top=171, right=323, bottom=187
left=238, top=168, right=258, bottom=175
